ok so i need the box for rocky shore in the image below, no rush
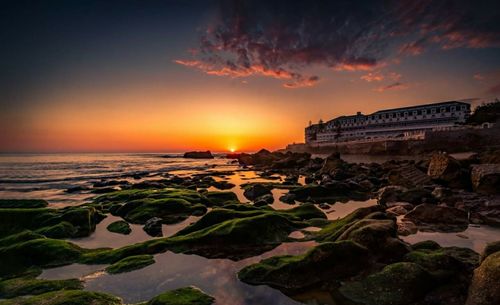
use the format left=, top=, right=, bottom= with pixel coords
left=0, top=148, right=499, bottom=305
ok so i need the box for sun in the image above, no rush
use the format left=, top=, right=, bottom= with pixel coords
left=229, top=147, right=236, bottom=153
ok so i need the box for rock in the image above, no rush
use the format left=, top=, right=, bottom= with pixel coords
left=385, top=201, right=414, bottom=210
left=143, top=217, right=163, bottom=237
left=0, top=290, right=122, bottom=305
left=386, top=205, right=409, bottom=216
left=466, top=251, right=500, bottom=305
left=254, top=194, right=274, bottom=206
left=238, top=241, right=371, bottom=291
left=237, top=149, right=281, bottom=167
left=471, top=164, right=500, bottom=194
left=377, top=185, right=407, bottom=205
left=147, top=287, right=214, bottom=305
left=279, top=193, right=296, bottom=204
left=183, top=151, right=214, bottom=159
left=271, top=152, right=310, bottom=169
left=319, top=152, right=347, bottom=175
left=318, top=202, right=330, bottom=210
left=0, top=199, right=48, bottom=209
left=432, top=186, right=454, bottom=200
left=243, top=184, right=272, bottom=200
left=0, top=277, right=83, bottom=298
left=481, top=240, right=500, bottom=262
left=205, top=191, right=239, bottom=206
left=427, top=152, right=467, bottom=188
left=106, top=220, right=131, bottom=235
left=388, top=164, right=431, bottom=188
left=397, top=221, right=418, bottom=236
left=398, top=187, right=437, bottom=205
left=339, top=262, right=434, bottom=305
left=403, top=204, right=468, bottom=232
left=105, top=254, right=155, bottom=274
left=211, top=181, right=235, bottom=190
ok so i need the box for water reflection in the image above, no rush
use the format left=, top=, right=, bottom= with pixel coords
left=40, top=241, right=316, bottom=305
left=401, top=225, right=500, bottom=253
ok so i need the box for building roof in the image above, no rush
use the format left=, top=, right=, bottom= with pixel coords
left=371, top=100, right=469, bottom=115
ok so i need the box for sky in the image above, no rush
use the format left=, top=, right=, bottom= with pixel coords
left=1, top=0, right=499, bottom=153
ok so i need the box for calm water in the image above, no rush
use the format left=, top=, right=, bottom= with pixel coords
left=1, top=153, right=498, bottom=305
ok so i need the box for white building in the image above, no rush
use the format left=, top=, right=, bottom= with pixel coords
left=305, top=101, right=471, bottom=144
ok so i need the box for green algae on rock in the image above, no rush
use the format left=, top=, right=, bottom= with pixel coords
left=0, top=277, right=82, bottom=298
left=147, top=287, right=214, bottom=305
left=106, top=220, right=132, bottom=235
left=105, top=255, right=155, bottom=274
left=0, top=199, right=48, bottom=209
left=238, top=240, right=371, bottom=291
left=0, top=238, right=83, bottom=277
left=339, top=262, right=434, bottom=305
left=0, top=206, right=99, bottom=238
left=0, top=289, right=122, bottom=305
left=466, top=251, right=500, bottom=305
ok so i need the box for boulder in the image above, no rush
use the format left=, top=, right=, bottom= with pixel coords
left=339, top=262, right=434, bottom=305
left=471, top=164, right=500, bottom=194
left=466, top=251, right=500, bottom=305
left=143, top=217, right=163, bottom=237
left=319, top=152, right=347, bottom=175
left=106, top=220, right=131, bottom=235
left=238, top=241, right=371, bottom=291
left=183, top=151, right=214, bottom=159
left=243, top=184, right=272, bottom=201
left=388, top=164, right=431, bottom=188
left=105, top=254, right=155, bottom=274
left=427, top=152, right=467, bottom=188
left=386, top=205, right=409, bottom=216
left=147, top=287, right=214, bottom=305
left=254, top=194, right=274, bottom=206
left=279, top=193, right=296, bottom=204
left=403, top=204, right=468, bottom=232
left=377, top=186, right=407, bottom=205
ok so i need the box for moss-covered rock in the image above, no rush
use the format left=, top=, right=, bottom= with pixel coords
left=0, top=206, right=98, bottom=238
left=0, top=199, right=48, bottom=209
left=466, top=251, right=500, bottom=305
left=238, top=240, right=371, bottom=291
left=313, top=205, right=384, bottom=242
left=481, top=240, right=500, bottom=262
left=106, top=221, right=131, bottom=235
left=204, top=191, right=239, bottom=206
left=0, top=238, right=83, bottom=277
left=0, top=231, right=44, bottom=248
left=35, top=222, right=78, bottom=239
left=105, top=255, right=155, bottom=274
left=0, top=277, right=82, bottom=298
left=96, top=188, right=210, bottom=224
left=0, top=289, right=122, bottom=305
left=147, top=286, right=214, bottom=305
left=339, top=262, right=434, bottom=305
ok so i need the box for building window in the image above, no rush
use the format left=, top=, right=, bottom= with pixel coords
left=440, top=107, right=446, bottom=113
left=431, top=108, right=436, bottom=114
left=451, top=106, right=456, bottom=112
left=461, top=105, right=466, bottom=110
left=422, top=110, right=427, bottom=115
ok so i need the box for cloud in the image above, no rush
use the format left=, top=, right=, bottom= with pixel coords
left=487, top=82, right=500, bottom=95
left=177, top=0, right=500, bottom=87
left=375, top=82, right=409, bottom=92
left=388, top=72, right=402, bottom=81
left=361, top=72, right=384, bottom=82
left=473, top=73, right=484, bottom=80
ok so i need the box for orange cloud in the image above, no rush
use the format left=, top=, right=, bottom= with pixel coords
left=375, top=82, right=409, bottom=92
left=360, top=72, right=384, bottom=82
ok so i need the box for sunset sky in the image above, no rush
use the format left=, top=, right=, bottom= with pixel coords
left=1, top=0, right=499, bottom=153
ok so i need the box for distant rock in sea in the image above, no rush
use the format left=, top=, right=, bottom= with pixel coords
left=183, top=151, right=214, bottom=159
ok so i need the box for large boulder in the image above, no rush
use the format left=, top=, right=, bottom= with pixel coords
left=470, top=164, right=500, bottom=194
left=319, top=152, right=347, bottom=175
left=183, top=151, right=214, bottom=159
left=377, top=185, right=407, bottom=205
left=243, top=184, right=272, bottom=201
left=466, top=251, right=500, bottom=305
left=238, top=149, right=282, bottom=166
left=339, top=262, right=434, bottom=305
left=427, top=152, right=467, bottom=188
left=238, top=241, right=371, bottom=291
left=143, top=217, right=163, bottom=237
left=147, top=287, right=214, bottom=305
left=388, top=164, right=431, bottom=188
left=403, top=204, right=468, bottom=232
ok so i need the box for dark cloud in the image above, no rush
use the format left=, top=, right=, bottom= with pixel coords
left=375, top=82, right=409, bottom=92
left=178, top=0, right=500, bottom=88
